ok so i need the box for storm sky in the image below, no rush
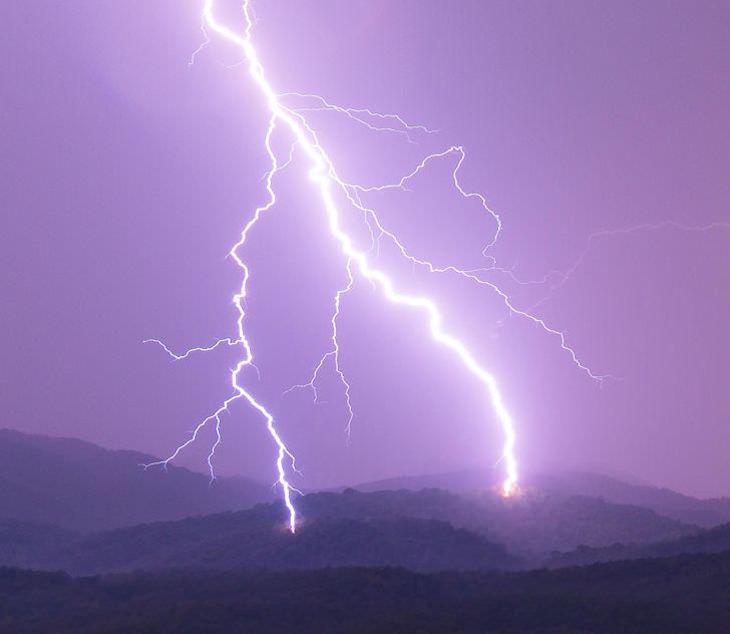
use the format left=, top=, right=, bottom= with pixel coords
left=2, top=0, right=728, bottom=496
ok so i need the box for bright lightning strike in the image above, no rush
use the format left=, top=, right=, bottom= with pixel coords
left=146, top=0, right=613, bottom=533
left=146, top=113, right=302, bottom=533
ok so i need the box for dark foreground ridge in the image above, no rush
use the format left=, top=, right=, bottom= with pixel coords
left=3, top=550, right=730, bottom=633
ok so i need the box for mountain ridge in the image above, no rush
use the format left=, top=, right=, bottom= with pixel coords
left=0, top=428, right=272, bottom=531
left=351, top=468, right=730, bottom=527
left=0, top=487, right=698, bottom=574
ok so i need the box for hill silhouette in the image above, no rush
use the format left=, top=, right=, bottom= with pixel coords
left=354, top=468, right=730, bottom=527
left=551, top=520, right=730, bottom=567
left=4, top=552, right=730, bottom=632
left=306, top=487, right=696, bottom=558
left=0, top=510, right=515, bottom=575
left=0, top=488, right=698, bottom=574
left=0, top=430, right=716, bottom=575
left=0, top=429, right=271, bottom=530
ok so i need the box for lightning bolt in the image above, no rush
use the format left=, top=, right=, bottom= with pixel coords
left=145, top=113, right=302, bottom=533
left=279, top=91, right=437, bottom=142
left=283, top=259, right=355, bottom=440
left=146, top=0, right=613, bottom=533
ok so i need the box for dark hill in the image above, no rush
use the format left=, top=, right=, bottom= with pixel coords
left=70, top=514, right=515, bottom=575
left=304, top=487, right=696, bottom=558
left=5, top=551, right=730, bottom=632
left=0, top=488, right=697, bottom=574
left=0, top=506, right=515, bottom=575
left=551, top=521, right=730, bottom=567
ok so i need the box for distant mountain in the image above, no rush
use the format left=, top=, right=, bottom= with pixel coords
left=0, top=430, right=710, bottom=573
left=304, top=488, right=696, bottom=559
left=353, top=468, right=730, bottom=527
left=550, top=521, right=730, bottom=567
left=0, top=502, right=515, bottom=575
left=350, top=469, right=495, bottom=495
left=0, top=488, right=698, bottom=574
left=0, top=429, right=272, bottom=531
left=533, top=470, right=730, bottom=528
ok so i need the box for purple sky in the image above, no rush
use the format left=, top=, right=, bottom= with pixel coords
left=1, top=0, right=728, bottom=497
